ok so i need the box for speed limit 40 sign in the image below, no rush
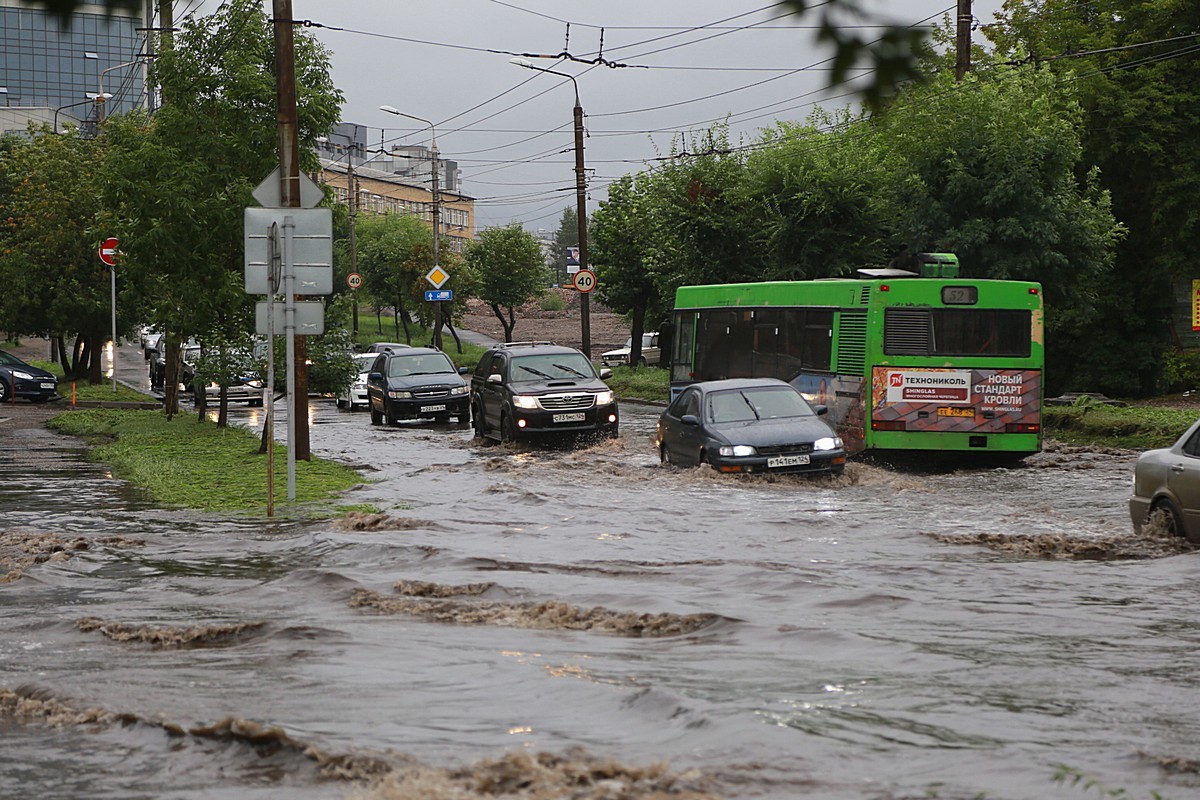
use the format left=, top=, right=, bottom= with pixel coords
left=572, top=268, right=596, bottom=293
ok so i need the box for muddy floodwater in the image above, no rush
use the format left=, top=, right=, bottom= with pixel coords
left=3, top=400, right=1200, bottom=800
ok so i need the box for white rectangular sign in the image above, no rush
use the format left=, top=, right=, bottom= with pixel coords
left=244, top=207, right=333, bottom=295
left=255, top=301, right=326, bottom=336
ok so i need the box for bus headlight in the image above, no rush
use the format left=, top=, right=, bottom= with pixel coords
left=512, top=395, right=539, bottom=409
left=719, top=445, right=757, bottom=457
left=814, top=436, right=843, bottom=451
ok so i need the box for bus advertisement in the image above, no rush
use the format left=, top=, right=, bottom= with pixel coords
left=669, top=254, right=1044, bottom=461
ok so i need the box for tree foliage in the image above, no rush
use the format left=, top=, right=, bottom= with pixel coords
left=466, top=224, right=548, bottom=342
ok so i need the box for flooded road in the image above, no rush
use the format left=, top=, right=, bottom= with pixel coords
left=3, top=393, right=1200, bottom=799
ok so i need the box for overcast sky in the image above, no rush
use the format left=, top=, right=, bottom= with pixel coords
left=191, top=1, right=1004, bottom=234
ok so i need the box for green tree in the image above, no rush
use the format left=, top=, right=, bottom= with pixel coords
left=354, top=212, right=433, bottom=343
left=96, top=0, right=342, bottom=415
left=547, top=206, right=578, bottom=286
left=466, top=224, right=548, bottom=342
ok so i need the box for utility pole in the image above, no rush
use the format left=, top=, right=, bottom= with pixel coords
left=572, top=93, right=590, bottom=359
left=956, top=0, right=972, bottom=81
left=348, top=144, right=359, bottom=334
left=272, top=0, right=310, bottom=460
left=431, top=138, right=443, bottom=351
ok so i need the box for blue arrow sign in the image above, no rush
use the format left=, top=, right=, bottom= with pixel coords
left=424, top=290, right=453, bottom=302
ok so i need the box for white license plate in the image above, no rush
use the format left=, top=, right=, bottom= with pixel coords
left=553, top=412, right=586, bottom=423
left=420, top=404, right=446, bottom=413
left=40, top=382, right=55, bottom=389
left=767, top=454, right=810, bottom=468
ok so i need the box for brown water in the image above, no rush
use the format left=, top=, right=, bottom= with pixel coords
left=2, top=401, right=1199, bottom=800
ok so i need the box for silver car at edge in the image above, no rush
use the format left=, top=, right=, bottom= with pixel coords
left=1129, top=417, right=1200, bottom=543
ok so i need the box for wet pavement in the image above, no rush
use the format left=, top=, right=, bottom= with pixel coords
left=2, top=342, right=1200, bottom=799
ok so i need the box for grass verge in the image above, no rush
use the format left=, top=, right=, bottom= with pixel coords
left=605, top=365, right=669, bottom=404
left=30, top=360, right=151, bottom=404
left=354, top=326, right=489, bottom=371
left=47, top=408, right=364, bottom=513
left=1043, top=404, right=1199, bottom=450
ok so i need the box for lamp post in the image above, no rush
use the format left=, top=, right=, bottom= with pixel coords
left=317, top=132, right=361, bottom=333
left=379, top=105, right=443, bottom=351
left=95, top=59, right=145, bottom=124
left=53, top=98, right=95, bottom=133
left=509, top=57, right=590, bottom=358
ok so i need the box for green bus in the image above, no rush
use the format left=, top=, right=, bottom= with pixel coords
left=669, top=254, right=1044, bottom=460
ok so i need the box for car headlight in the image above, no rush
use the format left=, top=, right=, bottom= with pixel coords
left=450, top=385, right=469, bottom=396
left=12, top=370, right=34, bottom=380
left=719, top=445, right=757, bottom=457
left=594, top=390, right=614, bottom=405
left=244, top=380, right=265, bottom=389
left=512, top=395, right=539, bottom=409
left=388, top=390, right=413, bottom=399
left=814, top=436, right=843, bottom=451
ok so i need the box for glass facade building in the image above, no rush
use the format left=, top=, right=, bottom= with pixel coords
left=1, top=0, right=145, bottom=127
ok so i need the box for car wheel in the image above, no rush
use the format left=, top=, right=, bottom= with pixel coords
left=370, top=405, right=382, bottom=425
left=659, top=443, right=671, bottom=465
left=336, top=397, right=347, bottom=410
left=637, top=356, right=647, bottom=367
left=1147, top=499, right=1185, bottom=538
left=500, top=411, right=518, bottom=443
left=472, top=404, right=488, bottom=439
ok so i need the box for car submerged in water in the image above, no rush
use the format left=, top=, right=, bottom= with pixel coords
left=657, top=378, right=845, bottom=475
left=1129, top=417, right=1200, bottom=543
left=366, top=347, right=470, bottom=425
left=0, top=349, right=58, bottom=403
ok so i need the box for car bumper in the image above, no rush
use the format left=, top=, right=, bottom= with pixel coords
left=385, top=396, right=470, bottom=420
left=511, top=403, right=620, bottom=435
left=1129, top=496, right=1151, bottom=532
left=349, top=388, right=370, bottom=406
left=8, top=377, right=59, bottom=402
left=708, top=450, right=846, bottom=475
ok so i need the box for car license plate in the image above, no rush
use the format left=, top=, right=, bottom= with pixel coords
left=937, top=406, right=975, bottom=417
left=553, top=412, right=586, bottom=423
left=420, top=404, right=447, bottom=413
left=40, top=382, right=55, bottom=389
left=767, top=454, right=810, bottom=468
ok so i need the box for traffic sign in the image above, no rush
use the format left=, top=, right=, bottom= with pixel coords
left=98, top=237, right=119, bottom=267
left=424, top=289, right=453, bottom=302
left=572, top=268, right=597, bottom=293
left=425, top=265, right=449, bottom=289
left=347, top=272, right=363, bottom=290
left=252, top=167, right=324, bottom=209
left=244, top=208, right=333, bottom=295
left=255, top=300, right=326, bottom=336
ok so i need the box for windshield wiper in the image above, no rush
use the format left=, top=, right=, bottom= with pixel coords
left=406, top=371, right=452, bottom=376
left=552, top=363, right=588, bottom=378
left=519, top=365, right=554, bottom=379
left=738, top=392, right=761, bottom=421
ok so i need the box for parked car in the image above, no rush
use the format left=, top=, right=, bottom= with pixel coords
left=657, top=378, right=845, bottom=475
left=367, top=347, right=470, bottom=425
left=0, top=349, right=58, bottom=403
left=365, top=342, right=412, bottom=354
left=470, top=341, right=618, bottom=443
left=601, top=332, right=661, bottom=368
left=140, top=327, right=162, bottom=360
left=1129, top=418, right=1200, bottom=542
left=338, top=352, right=380, bottom=410
left=149, top=342, right=199, bottom=392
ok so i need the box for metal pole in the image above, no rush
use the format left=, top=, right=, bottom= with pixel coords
left=284, top=215, right=297, bottom=502
left=431, top=133, right=442, bottom=351
left=110, top=266, right=117, bottom=394
left=266, top=222, right=279, bottom=518
left=348, top=149, right=359, bottom=334
left=572, top=95, right=590, bottom=359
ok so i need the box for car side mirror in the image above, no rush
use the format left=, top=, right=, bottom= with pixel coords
left=599, top=367, right=613, bottom=379
left=458, top=366, right=470, bottom=374
left=368, top=372, right=383, bottom=381
left=487, top=373, right=503, bottom=384
left=814, top=404, right=829, bottom=416
left=680, top=414, right=700, bottom=426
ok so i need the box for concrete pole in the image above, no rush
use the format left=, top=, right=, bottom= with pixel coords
left=956, top=0, right=972, bottom=81
left=431, top=135, right=443, bottom=351
left=573, top=97, right=590, bottom=359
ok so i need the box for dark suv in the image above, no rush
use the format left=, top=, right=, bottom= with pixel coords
left=470, top=342, right=619, bottom=442
left=366, top=346, right=470, bottom=425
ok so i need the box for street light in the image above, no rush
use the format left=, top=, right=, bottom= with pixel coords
left=378, top=105, right=444, bottom=351
left=95, top=59, right=146, bottom=124
left=317, top=130, right=362, bottom=333
left=509, top=57, right=591, bottom=358
left=53, top=98, right=95, bottom=133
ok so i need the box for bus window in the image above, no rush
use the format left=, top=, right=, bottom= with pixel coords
left=931, top=309, right=1030, bottom=357
left=802, top=309, right=833, bottom=370
left=672, top=312, right=695, bottom=383
left=695, top=310, right=754, bottom=380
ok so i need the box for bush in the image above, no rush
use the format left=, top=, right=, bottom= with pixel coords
left=538, top=293, right=567, bottom=312
left=1160, top=348, right=1200, bottom=393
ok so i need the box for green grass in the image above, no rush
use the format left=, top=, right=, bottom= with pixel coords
left=47, top=408, right=364, bottom=513
left=354, top=324, right=489, bottom=371
left=29, top=359, right=152, bottom=404
left=1043, top=404, right=1199, bottom=450
left=604, top=365, right=670, bottom=404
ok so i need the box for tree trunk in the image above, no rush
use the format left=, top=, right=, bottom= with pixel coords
left=629, top=303, right=647, bottom=368
left=71, top=335, right=86, bottom=378
left=56, top=334, right=70, bottom=374
left=216, top=385, right=228, bottom=429
left=397, top=297, right=411, bottom=343
left=164, top=339, right=180, bottom=418
left=88, top=335, right=104, bottom=384
left=490, top=303, right=515, bottom=342
left=445, top=319, right=463, bottom=353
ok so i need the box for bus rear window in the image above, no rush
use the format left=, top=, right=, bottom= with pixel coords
left=885, top=308, right=1031, bottom=357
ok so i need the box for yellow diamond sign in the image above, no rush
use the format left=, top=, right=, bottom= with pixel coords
left=425, top=265, right=449, bottom=289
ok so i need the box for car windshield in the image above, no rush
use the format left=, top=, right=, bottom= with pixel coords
left=510, top=353, right=595, bottom=382
left=0, top=350, right=28, bottom=366
left=387, top=353, right=456, bottom=377
left=355, top=355, right=378, bottom=374
left=706, top=387, right=814, bottom=424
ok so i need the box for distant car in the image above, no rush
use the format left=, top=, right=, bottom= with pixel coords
left=338, top=352, right=379, bottom=410
left=601, top=332, right=661, bottom=368
left=0, top=349, right=58, bottom=403
left=1129, top=418, right=1200, bottom=542
left=657, top=378, right=845, bottom=475
left=367, top=347, right=470, bottom=425
left=150, top=343, right=199, bottom=391
left=470, top=341, right=618, bottom=443
left=365, top=342, right=412, bottom=354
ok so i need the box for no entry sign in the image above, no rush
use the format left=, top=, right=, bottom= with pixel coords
left=98, top=237, right=120, bottom=267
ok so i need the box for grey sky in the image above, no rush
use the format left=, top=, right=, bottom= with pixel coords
left=191, top=1, right=1004, bottom=232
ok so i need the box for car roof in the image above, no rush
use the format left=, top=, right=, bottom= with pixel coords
left=688, top=378, right=794, bottom=394
left=384, top=347, right=446, bottom=357
left=487, top=342, right=582, bottom=357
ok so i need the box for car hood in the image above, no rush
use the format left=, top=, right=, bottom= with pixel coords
left=707, top=416, right=837, bottom=447
left=385, top=373, right=468, bottom=390
left=4, top=362, right=56, bottom=380
left=509, top=378, right=609, bottom=396
left=601, top=347, right=630, bottom=357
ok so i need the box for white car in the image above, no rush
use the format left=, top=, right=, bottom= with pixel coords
left=338, top=352, right=380, bottom=410
left=601, top=332, right=660, bottom=368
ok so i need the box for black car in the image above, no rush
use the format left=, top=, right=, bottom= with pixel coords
left=657, top=378, right=846, bottom=475
left=470, top=341, right=619, bottom=442
left=366, top=347, right=470, bottom=425
left=0, top=349, right=58, bottom=403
